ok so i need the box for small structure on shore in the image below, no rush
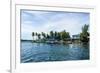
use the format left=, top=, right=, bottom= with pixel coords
left=72, top=34, right=80, bottom=43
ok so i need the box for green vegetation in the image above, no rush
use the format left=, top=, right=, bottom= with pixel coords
left=80, top=24, right=89, bottom=43
left=60, top=30, right=70, bottom=41
left=32, top=30, right=70, bottom=42
left=32, top=24, right=89, bottom=44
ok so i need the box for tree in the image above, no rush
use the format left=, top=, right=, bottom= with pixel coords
left=37, top=33, right=41, bottom=40
left=50, top=31, right=54, bottom=39
left=60, top=30, right=70, bottom=41
left=35, top=32, right=38, bottom=40
left=80, top=24, right=89, bottom=42
left=56, top=32, right=61, bottom=40
left=46, top=34, right=50, bottom=39
left=41, top=32, right=46, bottom=39
left=54, top=31, right=58, bottom=39
left=32, top=32, right=35, bottom=40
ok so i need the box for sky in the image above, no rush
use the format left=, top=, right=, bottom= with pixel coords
left=21, top=9, right=89, bottom=40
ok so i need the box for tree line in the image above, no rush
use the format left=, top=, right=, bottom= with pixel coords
left=32, top=24, right=89, bottom=43
left=32, top=30, right=70, bottom=41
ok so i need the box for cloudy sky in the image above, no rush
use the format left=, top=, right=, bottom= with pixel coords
left=21, top=10, right=89, bottom=40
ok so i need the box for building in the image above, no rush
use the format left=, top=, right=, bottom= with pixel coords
left=72, top=34, right=80, bottom=40
left=72, top=34, right=80, bottom=43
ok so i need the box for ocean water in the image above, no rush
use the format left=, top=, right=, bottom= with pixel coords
left=21, top=41, right=89, bottom=63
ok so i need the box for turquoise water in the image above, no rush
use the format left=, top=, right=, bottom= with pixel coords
left=21, top=41, right=89, bottom=63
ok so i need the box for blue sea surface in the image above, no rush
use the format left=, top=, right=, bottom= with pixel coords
left=21, top=41, right=89, bottom=63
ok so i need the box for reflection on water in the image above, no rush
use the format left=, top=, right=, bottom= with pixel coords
left=21, top=41, right=89, bottom=63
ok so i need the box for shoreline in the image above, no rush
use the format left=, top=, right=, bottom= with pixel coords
left=21, top=40, right=89, bottom=45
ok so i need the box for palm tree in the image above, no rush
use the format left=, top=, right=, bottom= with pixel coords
left=50, top=31, right=54, bottom=39
left=46, top=34, right=50, bottom=39
left=82, top=24, right=89, bottom=33
left=57, top=32, right=61, bottom=40
left=37, top=34, right=41, bottom=40
left=54, top=31, right=57, bottom=39
left=35, top=32, right=38, bottom=40
left=80, top=24, right=89, bottom=42
left=41, top=32, right=46, bottom=39
left=32, top=32, right=35, bottom=40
